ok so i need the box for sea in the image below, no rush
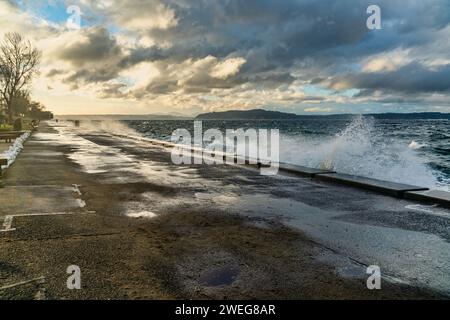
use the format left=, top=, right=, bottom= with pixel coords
left=123, top=115, right=449, bottom=191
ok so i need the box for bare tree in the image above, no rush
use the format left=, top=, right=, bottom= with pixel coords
left=0, top=32, right=41, bottom=124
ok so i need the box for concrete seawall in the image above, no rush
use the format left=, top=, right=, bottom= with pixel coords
left=127, top=136, right=450, bottom=208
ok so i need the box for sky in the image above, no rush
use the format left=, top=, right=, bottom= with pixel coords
left=1, top=0, right=450, bottom=116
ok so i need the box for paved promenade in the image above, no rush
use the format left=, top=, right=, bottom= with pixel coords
left=0, top=122, right=448, bottom=299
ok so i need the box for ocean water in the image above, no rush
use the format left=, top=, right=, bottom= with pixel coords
left=123, top=116, right=449, bottom=191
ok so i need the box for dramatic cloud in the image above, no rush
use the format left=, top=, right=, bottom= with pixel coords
left=328, top=63, right=450, bottom=93
left=57, top=27, right=122, bottom=66
left=2, top=0, right=450, bottom=114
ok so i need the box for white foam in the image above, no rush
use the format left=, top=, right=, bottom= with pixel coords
left=1, top=132, right=30, bottom=169
left=278, top=116, right=446, bottom=191
left=408, top=140, right=426, bottom=150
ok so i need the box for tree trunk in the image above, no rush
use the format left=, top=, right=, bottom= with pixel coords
left=6, top=100, right=13, bottom=124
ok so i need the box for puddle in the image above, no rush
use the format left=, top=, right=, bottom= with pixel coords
left=195, top=192, right=239, bottom=205
left=199, top=265, right=240, bottom=287
left=338, top=264, right=366, bottom=278
left=21, top=151, right=64, bottom=157
left=246, top=220, right=272, bottom=229
left=223, top=193, right=450, bottom=295
left=405, top=204, right=450, bottom=218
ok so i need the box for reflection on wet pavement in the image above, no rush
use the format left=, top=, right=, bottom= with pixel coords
left=200, top=265, right=240, bottom=287
left=44, top=122, right=450, bottom=296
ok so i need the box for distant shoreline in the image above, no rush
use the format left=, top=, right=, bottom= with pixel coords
left=54, top=109, right=450, bottom=121
left=195, top=109, right=450, bottom=120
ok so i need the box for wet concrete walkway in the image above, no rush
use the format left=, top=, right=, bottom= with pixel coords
left=0, top=121, right=448, bottom=299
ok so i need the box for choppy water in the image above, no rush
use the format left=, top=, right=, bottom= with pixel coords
left=124, top=116, right=449, bottom=190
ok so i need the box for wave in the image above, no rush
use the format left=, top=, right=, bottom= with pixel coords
left=279, top=115, right=446, bottom=190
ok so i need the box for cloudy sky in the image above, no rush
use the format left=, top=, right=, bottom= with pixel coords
left=1, top=0, right=450, bottom=115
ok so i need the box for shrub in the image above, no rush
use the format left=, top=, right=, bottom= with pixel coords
left=13, top=118, right=22, bottom=131
left=0, top=124, right=13, bottom=132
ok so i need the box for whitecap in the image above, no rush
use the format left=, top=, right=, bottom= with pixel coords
left=408, top=140, right=426, bottom=150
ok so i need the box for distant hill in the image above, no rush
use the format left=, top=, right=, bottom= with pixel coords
left=55, top=110, right=450, bottom=121
left=196, top=109, right=301, bottom=120
left=195, top=109, right=450, bottom=120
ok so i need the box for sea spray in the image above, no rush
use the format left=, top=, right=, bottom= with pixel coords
left=279, top=115, right=442, bottom=189
left=75, top=120, right=141, bottom=137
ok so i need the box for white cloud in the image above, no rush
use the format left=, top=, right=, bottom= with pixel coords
left=121, top=3, right=178, bottom=30
left=362, top=49, right=412, bottom=73
left=304, top=107, right=333, bottom=112
left=120, top=61, right=159, bottom=91
left=210, top=57, right=246, bottom=79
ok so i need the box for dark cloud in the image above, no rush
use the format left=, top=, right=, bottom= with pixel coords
left=55, top=27, right=125, bottom=85
left=331, top=63, right=450, bottom=93
left=144, top=79, right=178, bottom=95
left=46, top=69, right=65, bottom=77
left=58, top=27, right=122, bottom=66
left=55, top=0, right=450, bottom=109
left=65, top=67, right=120, bottom=83
left=98, top=83, right=127, bottom=98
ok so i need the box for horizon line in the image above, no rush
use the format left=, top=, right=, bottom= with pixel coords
left=54, top=111, right=450, bottom=117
